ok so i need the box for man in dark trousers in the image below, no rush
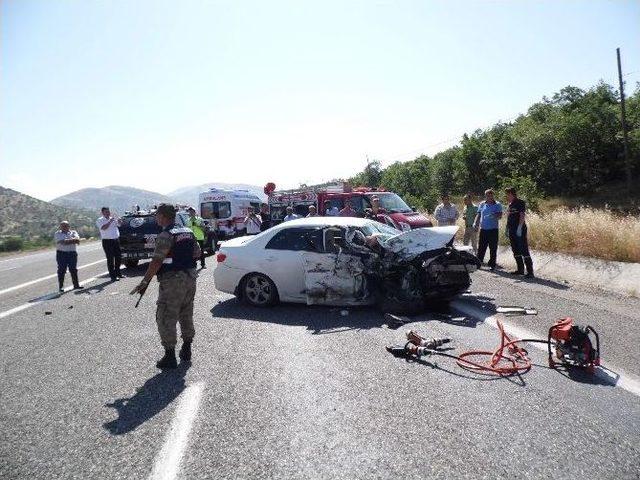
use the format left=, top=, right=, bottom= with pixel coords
left=130, top=204, right=201, bottom=369
left=473, top=189, right=503, bottom=271
left=505, top=187, right=534, bottom=278
left=96, top=207, right=123, bottom=281
left=54, top=221, right=82, bottom=292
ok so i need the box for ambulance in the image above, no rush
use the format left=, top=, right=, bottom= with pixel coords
left=198, top=188, right=263, bottom=239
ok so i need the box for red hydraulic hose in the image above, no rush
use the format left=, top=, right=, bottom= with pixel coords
left=454, top=320, right=539, bottom=376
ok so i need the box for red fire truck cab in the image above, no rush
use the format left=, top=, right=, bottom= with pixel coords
left=267, top=184, right=432, bottom=231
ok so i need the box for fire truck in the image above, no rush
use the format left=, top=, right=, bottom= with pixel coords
left=266, top=183, right=432, bottom=231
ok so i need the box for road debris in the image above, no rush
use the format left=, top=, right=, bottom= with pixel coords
left=496, top=306, right=538, bottom=316
left=44, top=311, right=52, bottom=315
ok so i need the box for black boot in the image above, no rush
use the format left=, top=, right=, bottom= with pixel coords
left=57, top=272, right=65, bottom=292
left=156, top=348, right=177, bottom=369
left=70, top=270, right=83, bottom=290
left=511, top=256, right=525, bottom=275
left=179, top=341, right=192, bottom=362
left=524, top=257, right=534, bottom=278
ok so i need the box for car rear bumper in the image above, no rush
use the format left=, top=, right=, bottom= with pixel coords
left=214, top=263, right=246, bottom=295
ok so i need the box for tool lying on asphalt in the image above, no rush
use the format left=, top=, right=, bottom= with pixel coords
left=387, top=318, right=601, bottom=376
left=548, top=317, right=600, bottom=373
left=496, top=306, right=538, bottom=316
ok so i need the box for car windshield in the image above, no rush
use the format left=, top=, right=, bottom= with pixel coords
left=360, top=221, right=401, bottom=237
left=368, top=193, right=412, bottom=213
left=201, top=201, right=231, bottom=220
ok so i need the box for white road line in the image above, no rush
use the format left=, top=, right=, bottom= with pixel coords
left=0, top=271, right=110, bottom=319
left=0, top=259, right=106, bottom=296
left=0, top=243, right=102, bottom=264
left=451, top=299, right=640, bottom=398
left=149, top=382, right=205, bottom=480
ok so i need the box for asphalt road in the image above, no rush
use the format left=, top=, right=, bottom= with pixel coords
left=1, top=248, right=639, bottom=479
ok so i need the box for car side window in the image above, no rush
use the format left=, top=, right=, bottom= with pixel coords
left=265, top=227, right=322, bottom=252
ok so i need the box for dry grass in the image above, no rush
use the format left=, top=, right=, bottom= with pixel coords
left=522, top=207, right=640, bottom=263
left=445, top=206, right=640, bottom=263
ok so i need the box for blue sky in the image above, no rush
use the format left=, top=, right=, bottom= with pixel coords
left=2, top=0, right=639, bottom=201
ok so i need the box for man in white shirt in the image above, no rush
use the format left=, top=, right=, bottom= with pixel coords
left=54, top=221, right=82, bottom=292
left=323, top=200, right=340, bottom=217
left=433, top=194, right=460, bottom=226
left=96, top=206, right=123, bottom=281
left=244, top=206, right=262, bottom=235
left=283, top=206, right=300, bottom=222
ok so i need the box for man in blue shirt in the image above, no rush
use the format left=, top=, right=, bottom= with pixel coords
left=473, top=189, right=503, bottom=271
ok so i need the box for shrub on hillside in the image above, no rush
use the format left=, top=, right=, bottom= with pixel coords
left=0, top=236, right=24, bottom=252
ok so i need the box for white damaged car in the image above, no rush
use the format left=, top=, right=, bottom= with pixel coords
left=214, top=217, right=480, bottom=313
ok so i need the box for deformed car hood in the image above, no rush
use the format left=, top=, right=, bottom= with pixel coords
left=381, top=226, right=459, bottom=260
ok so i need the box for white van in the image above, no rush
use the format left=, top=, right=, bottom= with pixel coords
left=199, top=188, right=262, bottom=239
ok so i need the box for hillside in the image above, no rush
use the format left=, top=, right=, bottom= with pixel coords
left=51, top=185, right=174, bottom=214
left=167, top=183, right=266, bottom=207
left=0, top=186, right=96, bottom=240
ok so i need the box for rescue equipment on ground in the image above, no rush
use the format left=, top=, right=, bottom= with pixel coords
left=387, top=318, right=601, bottom=377
left=547, top=317, right=600, bottom=373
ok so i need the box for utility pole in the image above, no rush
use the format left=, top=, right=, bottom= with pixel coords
left=616, top=47, right=632, bottom=193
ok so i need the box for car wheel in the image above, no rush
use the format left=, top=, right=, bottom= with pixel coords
left=242, top=273, right=278, bottom=307
left=124, top=259, right=139, bottom=268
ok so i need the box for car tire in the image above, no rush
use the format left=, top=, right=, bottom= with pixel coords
left=241, top=273, right=278, bottom=307
left=124, top=259, right=139, bottom=268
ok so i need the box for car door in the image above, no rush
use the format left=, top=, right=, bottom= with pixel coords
left=301, top=227, right=373, bottom=306
left=262, top=227, right=323, bottom=302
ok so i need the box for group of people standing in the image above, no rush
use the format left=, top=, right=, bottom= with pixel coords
left=433, top=188, right=534, bottom=278
left=53, top=206, right=124, bottom=291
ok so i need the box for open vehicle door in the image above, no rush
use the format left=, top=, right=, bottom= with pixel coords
left=301, top=227, right=375, bottom=306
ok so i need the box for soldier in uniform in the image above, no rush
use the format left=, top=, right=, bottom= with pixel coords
left=130, top=203, right=201, bottom=369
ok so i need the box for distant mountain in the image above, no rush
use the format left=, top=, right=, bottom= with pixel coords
left=166, top=183, right=266, bottom=207
left=0, top=186, right=96, bottom=239
left=51, top=186, right=174, bottom=215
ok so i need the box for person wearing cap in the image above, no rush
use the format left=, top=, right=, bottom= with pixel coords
left=54, top=221, right=82, bottom=292
left=186, top=207, right=207, bottom=268
left=283, top=206, right=300, bottom=222
left=306, top=205, right=318, bottom=217
left=130, top=203, right=201, bottom=369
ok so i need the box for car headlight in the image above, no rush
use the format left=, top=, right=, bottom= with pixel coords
left=399, top=222, right=411, bottom=231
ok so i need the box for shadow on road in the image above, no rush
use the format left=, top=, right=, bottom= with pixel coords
left=490, top=269, right=570, bottom=290
left=405, top=355, right=527, bottom=386
left=210, top=298, right=387, bottom=333
left=103, top=363, right=190, bottom=435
